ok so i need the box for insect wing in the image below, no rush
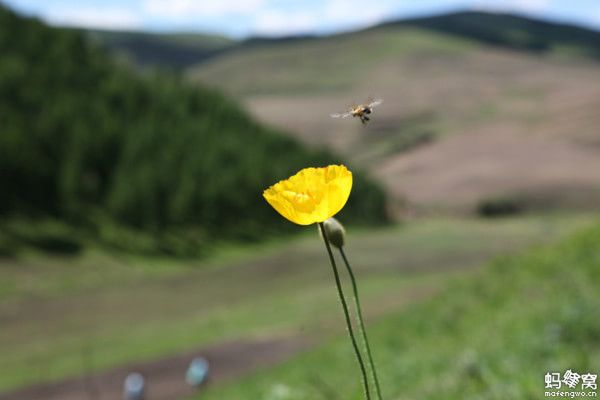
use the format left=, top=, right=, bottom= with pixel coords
left=368, top=99, right=383, bottom=108
left=330, top=112, right=352, bottom=118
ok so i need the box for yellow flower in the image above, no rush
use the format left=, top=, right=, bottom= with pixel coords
left=263, top=165, right=353, bottom=225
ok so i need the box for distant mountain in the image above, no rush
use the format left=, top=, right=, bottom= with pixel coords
left=82, top=11, right=600, bottom=71
left=385, top=11, right=600, bottom=59
left=80, top=29, right=235, bottom=69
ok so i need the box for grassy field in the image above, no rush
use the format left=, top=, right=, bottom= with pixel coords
left=0, top=213, right=591, bottom=392
left=193, top=216, right=600, bottom=400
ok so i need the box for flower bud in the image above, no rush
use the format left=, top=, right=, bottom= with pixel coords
left=320, top=217, right=346, bottom=248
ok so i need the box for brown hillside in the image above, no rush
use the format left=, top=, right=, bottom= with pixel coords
left=189, top=25, right=600, bottom=214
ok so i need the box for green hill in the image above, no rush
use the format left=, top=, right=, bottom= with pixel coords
left=392, top=11, right=600, bottom=59
left=189, top=24, right=479, bottom=95
left=85, top=11, right=600, bottom=71
left=0, top=6, right=389, bottom=256
left=197, top=218, right=600, bottom=399
left=188, top=11, right=600, bottom=96
left=81, top=29, right=235, bottom=70
left=247, top=11, right=600, bottom=60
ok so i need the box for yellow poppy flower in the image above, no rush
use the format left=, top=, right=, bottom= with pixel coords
left=263, top=165, right=353, bottom=225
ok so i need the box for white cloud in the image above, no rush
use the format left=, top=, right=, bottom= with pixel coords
left=324, top=0, right=395, bottom=27
left=253, top=10, right=318, bottom=35
left=142, top=0, right=395, bottom=35
left=252, top=0, right=395, bottom=36
left=471, top=0, right=550, bottom=13
left=143, top=0, right=267, bottom=18
left=594, top=7, right=600, bottom=25
left=45, top=7, right=142, bottom=30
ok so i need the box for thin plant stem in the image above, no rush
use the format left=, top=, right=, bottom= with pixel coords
left=339, top=247, right=383, bottom=400
left=319, top=222, right=371, bottom=400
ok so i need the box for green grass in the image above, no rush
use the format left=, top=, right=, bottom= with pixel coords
left=189, top=27, right=475, bottom=96
left=193, top=216, right=600, bottom=399
left=0, top=214, right=591, bottom=393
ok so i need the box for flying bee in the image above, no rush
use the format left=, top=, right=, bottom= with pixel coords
left=330, top=98, right=383, bottom=124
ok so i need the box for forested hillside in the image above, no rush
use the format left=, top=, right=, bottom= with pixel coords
left=0, top=6, right=388, bottom=255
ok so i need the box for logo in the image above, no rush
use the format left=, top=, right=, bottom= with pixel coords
left=545, top=370, right=597, bottom=398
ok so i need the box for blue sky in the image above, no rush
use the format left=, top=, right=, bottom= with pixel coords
left=4, top=0, right=600, bottom=37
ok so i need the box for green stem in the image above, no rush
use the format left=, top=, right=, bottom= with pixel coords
left=340, top=247, right=384, bottom=400
left=319, top=223, right=371, bottom=400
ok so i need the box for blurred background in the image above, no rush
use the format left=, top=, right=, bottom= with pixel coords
left=0, top=0, right=599, bottom=399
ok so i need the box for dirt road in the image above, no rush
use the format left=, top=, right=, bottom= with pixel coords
left=0, top=336, right=309, bottom=400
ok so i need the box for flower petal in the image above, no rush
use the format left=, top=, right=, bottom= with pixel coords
left=263, top=165, right=352, bottom=225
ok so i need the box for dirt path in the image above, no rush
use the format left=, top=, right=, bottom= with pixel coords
left=0, top=336, right=310, bottom=400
